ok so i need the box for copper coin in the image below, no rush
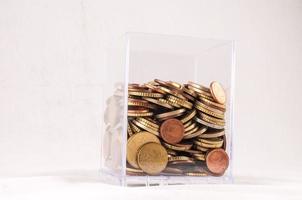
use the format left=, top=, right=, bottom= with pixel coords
left=206, top=148, right=229, bottom=175
left=160, top=119, right=184, bottom=144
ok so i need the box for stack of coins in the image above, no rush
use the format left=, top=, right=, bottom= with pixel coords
left=126, top=80, right=229, bottom=177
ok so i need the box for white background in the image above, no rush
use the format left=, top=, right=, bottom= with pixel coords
left=1, top=0, right=302, bottom=199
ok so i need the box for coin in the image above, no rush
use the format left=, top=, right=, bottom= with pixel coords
left=161, top=167, right=183, bottom=175
left=155, top=108, right=186, bottom=120
left=195, top=100, right=225, bottom=116
left=199, top=96, right=226, bottom=111
left=169, top=160, right=195, bottom=165
left=129, top=121, right=141, bottom=133
left=143, top=97, right=174, bottom=109
left=132, top=120, right=160, bottom=136
left=210, top=81, right=226, bottom=104
left=128, top=98, right=157, bottom=109
left=184, top=121, right=197, bottom=132
left=136, top=117, right=159, bottom=129
left=160, top=119, right=184, bottom=144
left=184, top=126, right=199, bottom=135
left=166, top=95, right=193, bottom=109
left=199, top=112, right=225, bottom=125
left=180, top=109, right=197, bottom=123
left=167, top=81, right=182, bottom=89
left=137, top=142, right=168, bottom=175
left=168, top=156, right=192, bottom=162
left=185, top=172, right=208, bottom=176
left=183, top=85, right=198, bottom=98
left=127, top=112, right=153, bottom=117
left=124, top=79, right=229, bottom=177
left=195, top=104, right=224, bottom=119
left=157, top=86, right=186, bottom=100
left=206, top=148, right=229, bottom=175
left=127, top=132, right=160, bottom=168
left=166, top=148, right=178, bottom=156
left=183, top=126, right=207, bottom=139
left=195, top=116, right=225, bottom=129
left=198, top=130, right=225, bottom=138
left=188, top=85, right=212, bottom=98
left=187, top=81, right=210, bottom=92
left=126, top=167, right=144, bottom=173
left=127, top=121, right=134, bottom=136
left=128, top=91, right=164, bottom=98
left=163, top=142, right=192, bottom=151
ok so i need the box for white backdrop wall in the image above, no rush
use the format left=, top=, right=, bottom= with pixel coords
left=0, top=0, right=302, bottom=180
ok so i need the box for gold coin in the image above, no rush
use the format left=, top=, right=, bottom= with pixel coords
left=127, top=121, right=134, bottom=136
left=188, top=85, right=212, bottom=98
left=159, top=98, right=181, bottom=108
left=168, top=156, right=192, bottom=162
left=128, top=91, right=164, bottom=98
left=129, top=121, right=141, bottom=133
left=210, top=81, right=226, bottom=104
left=137, top=142, right=168, bottom=175
left=161, top=167, right=183, bottom=175
left=199, top=112, right=225, bottom=126
left=154, top=79, right=170, bottom=87
left=169, top=160, right=195, bottom=165
left=143, top=83, right=166, bottom=94
left=183, top=85, right=198, bottom=98
left=195, top=105, right=224, bottom=119
left=143, top=97, right=174, bottom=109
left=197, top=93, right=215, bottom=101
left=195, top=116, right=224, bottom=129
left=183, top=120, right=193, bottom=128
left=128, top=112, right=153, bottom=117
left=128, top=98, right=157, bottom=110
left=195, top=140, right=223, bottom=148
left=180, top=109, right=197, bottom=123
left=155, top=108, right=186, bottom=120
left=157, top=86, right=186, bottom=100
left=198, top=130, right=225, bottom=139
left=166, top=95, right=193, bottom=109
left=167, top=81, right=182, bottom=89
left=166, top=148, right=178, bottom=156
left=136, top=118, right=159, bottom=129
left=187, top=81, right=210, bottom=92
left=199, top=96, right=226, bottom=111
left=199, top=113, right=225, bottom=127
left=198, top=138, right=224, bottom=146
left=132, top=120, right=160, bottom=136
left=163, top=142, right=192, bottom=151
left=195, top=145, right=209, bottom=152
left=126, top=167, right=144, bottom=173
left=184, top=126, right=206, bottom=138
left=127, top=132, right=160, bottom=168
left=185, top=125, right=199, bottom=135
left=195, top=100, right=225, bottom=115
left=184, top=122, right=197, bottom=132
left=127, top=108, right=149, bottom=113
left=185, top=172, right=207, bottom=176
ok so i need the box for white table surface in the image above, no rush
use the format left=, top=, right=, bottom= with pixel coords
left=1, top=172, right=302, bottom=200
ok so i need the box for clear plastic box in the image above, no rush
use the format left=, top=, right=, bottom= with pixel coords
left=101, top=33, right=235, bottom=186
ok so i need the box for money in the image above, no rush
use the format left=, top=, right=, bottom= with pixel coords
left=122, top=79, right=229, bottom=176
left=160, top=119, right=184, bottom=144
left=206, top=148, right=229, bottom=175
left=210, top=81, right=226, bottom=105
left=137, top=142, right=168, bottom=175
left=126, top=132, right=160, bottom=168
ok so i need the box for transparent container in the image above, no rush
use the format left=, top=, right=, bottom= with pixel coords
left=101, top=33, right=235, bottom=186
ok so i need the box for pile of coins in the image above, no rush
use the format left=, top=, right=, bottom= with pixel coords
left=126, top=79, right=229, bottom=177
